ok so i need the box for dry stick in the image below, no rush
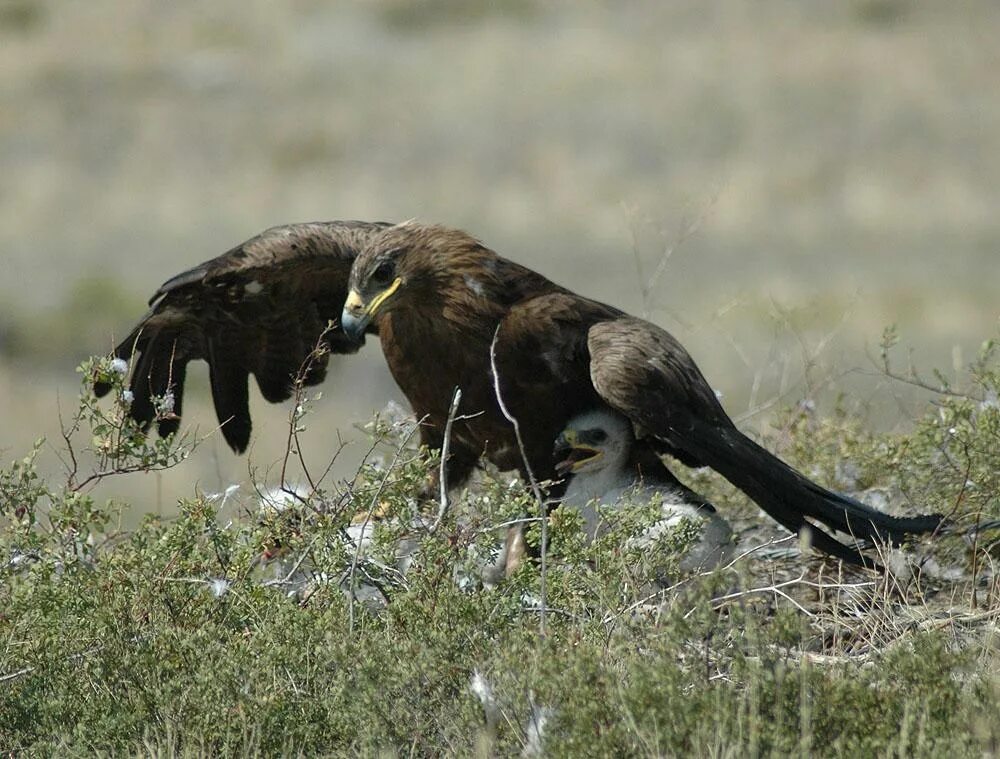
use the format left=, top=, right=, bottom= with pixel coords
left=313, top=432, right=351, bottom=495
left=0, top=667, right=33, bottom=684
left=871, top=342, right=976, bottom=401
left=54, top=392, right=81, bottom=485
left=69, top=433, right=203, bottom=494
left=705, top=574, right=815, bottom=618
left=643, top=206, right=713, bottom=315
left=689, top=574, right=878, bottom=621
left=347, top=418, right=423, bottom=634
left=261, top=534, right=323, bottom=589
left=272, top=329, right=349, bottom=515
left=625, top=197, right=716, bottom=322
left=429, top=387, right=462, bottom=535
left=767, top=294, right=855, bottom=399
left=601, top=535, right=802, bottom=626
left=488, top=326, right=549, bottom=637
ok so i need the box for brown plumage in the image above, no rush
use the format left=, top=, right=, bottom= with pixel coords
left=94, top=220, right=390, bottom=451
left=339, top=223, right=943, bottom=566
left=98, top=220, right=942, bottom=566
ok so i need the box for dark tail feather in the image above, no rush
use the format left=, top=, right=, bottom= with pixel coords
left=679, top=422, right=943, bottom=566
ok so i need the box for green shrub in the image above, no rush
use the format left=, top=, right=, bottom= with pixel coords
left=1, top=346, right=999, bottom=756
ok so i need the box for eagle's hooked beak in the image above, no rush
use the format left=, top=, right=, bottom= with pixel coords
left=341, top=278, right=402, bottom=342
left=553, top=429, right=602, bottom=476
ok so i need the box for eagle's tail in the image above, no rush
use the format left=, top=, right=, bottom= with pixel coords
left=678, top=421, right=943, bottom=567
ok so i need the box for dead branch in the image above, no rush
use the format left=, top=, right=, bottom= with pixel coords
left=429, top=387, right=462, bottom=535
left=489, top=325, right=548, bottom=637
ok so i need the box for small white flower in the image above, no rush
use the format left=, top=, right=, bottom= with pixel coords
left=208, top=578, right=230, bottom=598
left=160, top=391, right=175, bottom=413
left=121, top=389, right=134, bottom=405
left=109, top=358, right=129, bottom=375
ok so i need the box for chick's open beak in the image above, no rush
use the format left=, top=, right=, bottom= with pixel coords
left=553, top=430, right=601, bottom=475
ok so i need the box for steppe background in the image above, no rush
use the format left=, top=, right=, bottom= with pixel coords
left=1, top=0, right=997, bottom=513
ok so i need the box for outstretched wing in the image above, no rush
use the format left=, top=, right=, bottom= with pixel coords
left=94, top=220, right=391, bottom=452
left=587, top=316, right=942, bottom=566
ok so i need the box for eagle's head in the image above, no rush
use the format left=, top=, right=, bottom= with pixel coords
left=553, top=408, right=634, bottom=477
left=340, top=222, right=493, bottom=341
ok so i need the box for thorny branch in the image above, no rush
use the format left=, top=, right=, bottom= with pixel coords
left=281, top=326, right=337, bottom=497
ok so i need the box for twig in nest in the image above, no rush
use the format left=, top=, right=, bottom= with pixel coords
left=429, top=387, right=462, bottom=535
left=489, top=325, right=548, bottom=637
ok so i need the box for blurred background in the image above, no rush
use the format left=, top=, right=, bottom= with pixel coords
left=1, top=0, right=997, bottom=512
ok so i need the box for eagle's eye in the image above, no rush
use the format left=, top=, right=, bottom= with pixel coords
left=370, top=260, right=395, bottom=287
left=590, top=429, right=608, bottom=444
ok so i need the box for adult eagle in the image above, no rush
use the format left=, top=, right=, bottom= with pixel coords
left=338, top=223, right=942, bottom=566
left=97, top=220, right=941, bottom=566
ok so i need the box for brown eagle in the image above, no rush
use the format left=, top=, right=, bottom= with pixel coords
left=339, top=223, right=942, bottom=565
left=97, top=220, right=942, bottom=566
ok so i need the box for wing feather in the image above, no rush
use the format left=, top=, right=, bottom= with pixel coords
left=95, top=220, right=390, bottom=451
left=207, top=338, right=252, bottom=450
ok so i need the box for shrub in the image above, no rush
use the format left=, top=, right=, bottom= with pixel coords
left=1, top=346, right=998, bottom=756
